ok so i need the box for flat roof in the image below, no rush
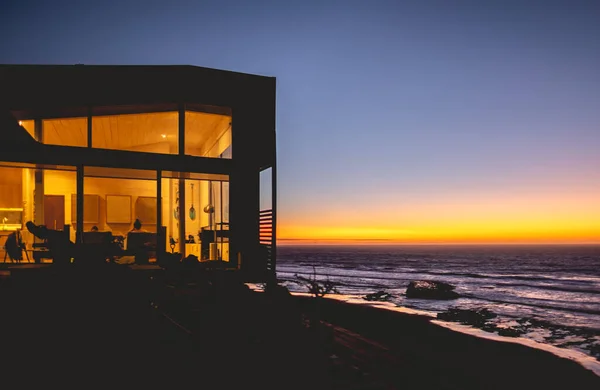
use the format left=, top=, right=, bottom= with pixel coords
left=0, top=64, right=274, bottom=80
left=0, top=64, right=276, bottom=112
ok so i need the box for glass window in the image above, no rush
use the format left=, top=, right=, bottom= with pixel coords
left=83, top=169, right=158, bottom=263
left=83, top=168, right=157, bottom=234
left=0, top=166, right=24, bottom=216
left=260, top=167, right=273, bottom=211
left=161, top=173, right=229, bottom=260
left=92, top=111, right=178, bottom=154
left=185, top=110, right=232, bottom=158
left=43, top=117, right=88, bottom=147
left=19, top=120, right=36, bottom=140
left=43, top=168, right=77, bottom=242
left=0, top=164, right=77, bottom=262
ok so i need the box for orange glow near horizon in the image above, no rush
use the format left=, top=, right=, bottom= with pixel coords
left=277, top=190, right=600, bottom=245
left=277, top=224, right=600, bottom=245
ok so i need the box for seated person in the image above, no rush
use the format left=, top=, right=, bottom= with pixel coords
left=129, top=219, right=148, bottom=233
left=126, top=219, right=155, bottom=264
left=81, top=227, right=113, bottom=245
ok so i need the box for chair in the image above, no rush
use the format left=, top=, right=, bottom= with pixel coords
left=3, top=230, right=30, bottom=263
left=82, top=231, right=113, bottom=245
left=80, top=231, right=121, bottom=262
left=126, top=232, right=157, bottom=264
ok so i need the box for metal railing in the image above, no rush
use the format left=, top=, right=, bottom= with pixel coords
left=259, top=209, right=275, bottom=276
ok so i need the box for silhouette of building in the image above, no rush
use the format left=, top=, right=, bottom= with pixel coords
left=0, top=64, right=276, bottom=281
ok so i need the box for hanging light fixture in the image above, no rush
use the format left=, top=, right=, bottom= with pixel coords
left=189, top=183, right=196, bottom=220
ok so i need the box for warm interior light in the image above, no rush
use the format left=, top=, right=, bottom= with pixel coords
left=161, top=134, right=167, bottom=138
left=18, top=121, right=22, bottom=125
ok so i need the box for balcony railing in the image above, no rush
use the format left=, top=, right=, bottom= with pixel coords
left=259, top=209, right=275, bottom=276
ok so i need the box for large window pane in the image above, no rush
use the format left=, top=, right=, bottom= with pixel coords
left=84, top=170, right=158, bottom=263
left=161, top=173, right=229, bottom=260
left=92, top=111, right=178, bottom=154
left=185, top=111, right=232, bottom=158
left=83, top=173, right=157, bottom=234
left=260, top=167, right=273, bottom=211
left=1, top=165, right=76, bottom=262
left=1, top=165, right=78, bottom=263
left=0, top=166, right=25, bottom=235
left=203, top=180, right=229, bottom=261
left=43, top=168, right=77, bottom=242
left=43, top=117, right=87, bottom=147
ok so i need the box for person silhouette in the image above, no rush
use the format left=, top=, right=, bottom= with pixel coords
left=127, top=219, right=150, bottom=264
left=129, top=219, right=147, bottom=233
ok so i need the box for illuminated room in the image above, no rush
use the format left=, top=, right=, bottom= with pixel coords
left=1, top=105, right=231, bottom=263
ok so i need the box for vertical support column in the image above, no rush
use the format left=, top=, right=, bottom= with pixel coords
left=271, top=157, right=277, bottom=281
left=76, top=165, right=84, bottom=243
left=156, top=169, right=163, bottom=261
left=87, top=106, right=92, bottom=148
left=178, top=103, right=185, bottom=156
left=33, top=169, right=44, bottom=226
left=178, top=175, right=186, bottom=258
left=177, top=104, right=186, bottom=258
left=219, top=180, right=224, bottom=261
left=157, top=170, right=162, bottom=234
left=33, top=119, right=44, bottom=226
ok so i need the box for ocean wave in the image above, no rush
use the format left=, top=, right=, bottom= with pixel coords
left=495, top=282, right=600, bottom=295
left=279, top=271, right=600, bottom=316
left=277, top=276, right=386, bottom=290
left=462, top=294, right=600, bottom=317
left=278, top=267, right=600, bottom=288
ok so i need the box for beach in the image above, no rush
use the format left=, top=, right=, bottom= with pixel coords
left=1, top=263, right=599, bottom=389
left=292, top=294, right=600, bottom=389
left=277, top=244, right=600, bottom=365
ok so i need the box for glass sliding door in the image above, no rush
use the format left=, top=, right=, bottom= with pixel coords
left=161, top=172, right=229, bottom=260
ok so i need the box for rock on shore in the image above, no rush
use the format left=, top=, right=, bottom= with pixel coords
left=405, top=280, right=460, bottom=300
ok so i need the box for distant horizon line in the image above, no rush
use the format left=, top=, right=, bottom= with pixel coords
left=276, top=238, right=600, bottom=246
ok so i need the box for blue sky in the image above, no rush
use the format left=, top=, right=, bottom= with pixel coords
left=2, top=0, right=599, bottom=242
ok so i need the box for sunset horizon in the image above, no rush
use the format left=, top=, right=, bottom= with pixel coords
left=277, top=199, right=600, bottom=245
left=2, top=0, right=600, bottom=385
left=277, top=235, right=600, bottom=246
left=277, top=239, right=600, bottom=246
left=277, top=221, right=600, bottom=245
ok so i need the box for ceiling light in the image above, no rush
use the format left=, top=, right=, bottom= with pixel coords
left=161, top=134, right=167, bottom=138
left=18, top=121, right=22, bottom=125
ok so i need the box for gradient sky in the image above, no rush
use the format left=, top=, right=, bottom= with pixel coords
left=2, top=0, right=599, bottom=244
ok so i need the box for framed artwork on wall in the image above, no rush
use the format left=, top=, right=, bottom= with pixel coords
left=106, top=195, right=131, bottom=224
left=135, top=196, right=157, bottom=224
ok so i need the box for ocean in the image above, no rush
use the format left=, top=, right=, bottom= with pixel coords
left=275, top=244, right=600, bottom=369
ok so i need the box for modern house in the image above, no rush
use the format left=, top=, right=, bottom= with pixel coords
left=0, top=64, right=276, bottom=282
